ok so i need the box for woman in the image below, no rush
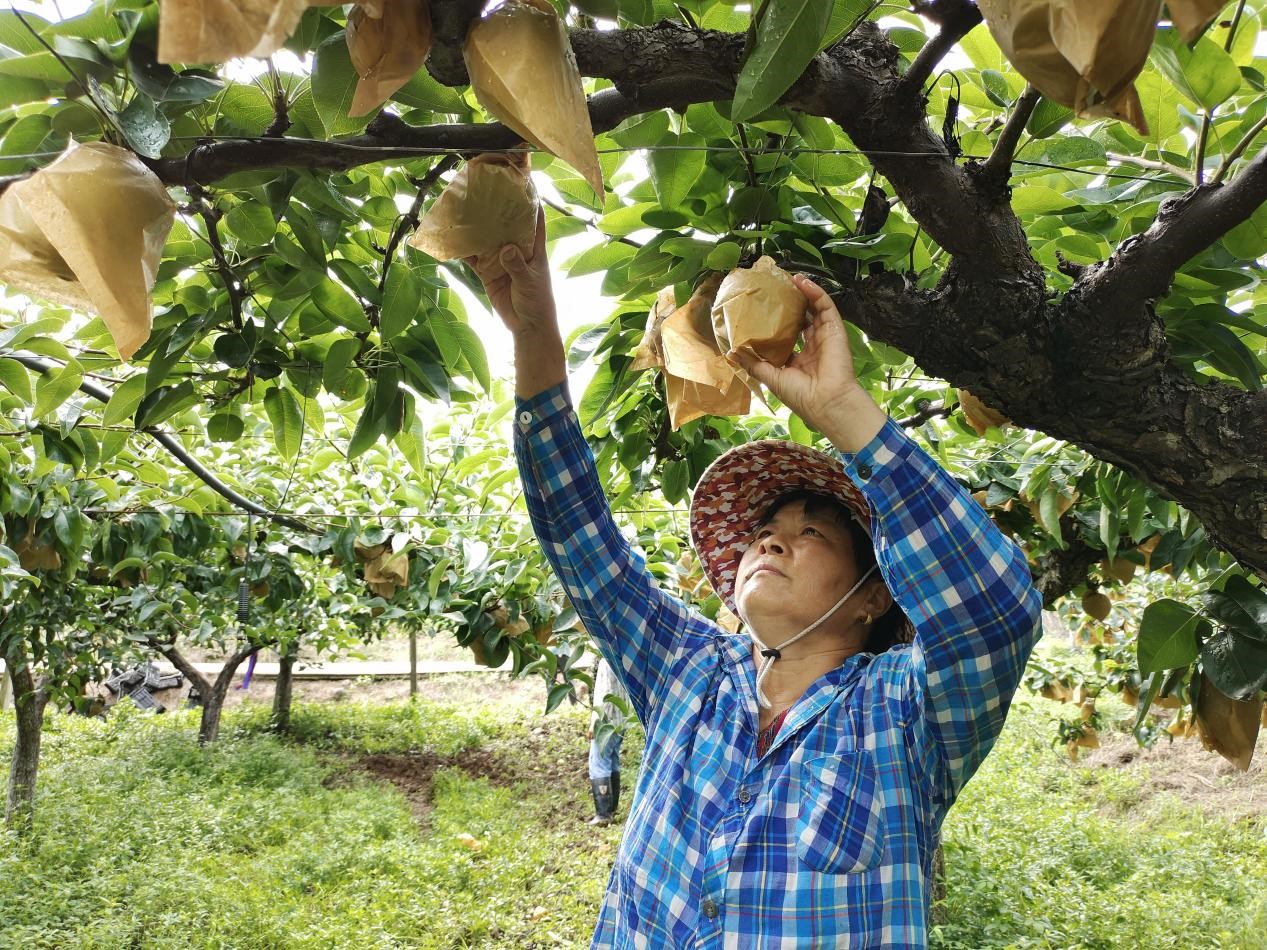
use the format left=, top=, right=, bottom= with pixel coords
left=470, top=211, right=1042, bottom=948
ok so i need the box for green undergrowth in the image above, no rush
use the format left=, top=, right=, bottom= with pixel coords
left=1, top=693, right=1264, bottom=948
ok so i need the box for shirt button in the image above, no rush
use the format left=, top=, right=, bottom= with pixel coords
left=737, top=786, right=751, bottom=804
left=518, top=410, right=532, bottom=427
left=702, top=899, right=719, bottom=919
left=856, top=462, right=873, bottom=480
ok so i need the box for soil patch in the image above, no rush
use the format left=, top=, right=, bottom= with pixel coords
left=1079, top=723, right=1267, bottom=826
left=342, top=746, right=531, bottom=821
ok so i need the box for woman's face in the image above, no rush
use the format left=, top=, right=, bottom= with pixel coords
left=734, top=498, right=862, bottom=639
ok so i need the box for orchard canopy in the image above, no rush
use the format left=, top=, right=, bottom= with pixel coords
left=1, top=2, right=1266, bottom=735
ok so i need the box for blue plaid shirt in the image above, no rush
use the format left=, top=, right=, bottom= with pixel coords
left=514, top=383, right=1042, bottom=949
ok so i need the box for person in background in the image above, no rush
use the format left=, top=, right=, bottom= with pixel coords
left=587, top=656, right=629, bottom=825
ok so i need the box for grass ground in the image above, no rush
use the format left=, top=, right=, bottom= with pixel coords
left=1, top=676, right=1265, bottom=949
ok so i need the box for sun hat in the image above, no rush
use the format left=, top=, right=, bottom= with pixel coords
left=688, top=439, right=872, bottom=614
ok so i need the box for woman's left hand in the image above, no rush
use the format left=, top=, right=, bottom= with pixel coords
left=726, top=274, right=886, bottom=453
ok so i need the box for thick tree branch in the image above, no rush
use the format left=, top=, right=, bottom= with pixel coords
left=156, top=643, right=212, bottom=696
left=978, top=85, right=1041, bottom=187
left=1031, top=539, right=1102, bottom=609
left=1076, top=147, right=1267, bottom=314
left=900, top=0, right=983, bottom=94
left=8, top=355, right=315, bottom=535
left=425, top=0, right=487, bottom=87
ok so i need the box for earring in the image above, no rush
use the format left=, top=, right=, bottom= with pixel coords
left=863, top=613, right=873, bottom=625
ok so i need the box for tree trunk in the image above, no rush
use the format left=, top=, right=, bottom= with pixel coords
left=158, top=643, right=256, bottom=746
left=930, top=842, right=948, bottom=927
left=271, top=648, right=296, bottom=733
left=4, top=655, right=49, bottom=832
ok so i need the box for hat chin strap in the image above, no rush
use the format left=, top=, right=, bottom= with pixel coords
left=737, top=564, right=879, bottom=710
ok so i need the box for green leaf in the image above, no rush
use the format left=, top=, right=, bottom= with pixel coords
left=1138, top=598, right=1205, bottom=675
left=0, top=9, right=52, bottom=53
left=117, top=93, right=170, bottom=158
left=0, top=357, right=33, bottom=403
left=33, top=359, right=82, bottom=418
left=391, top=69, right=468, bottom=114
left=1204, top=576, right=1267, bottom=643
left=661, top=459, right=688, bottom=504
left=224, top=202, right=277, bottom=246
left=1026, top=97, right=1073, bottom=138
left=731, top=0, right=833, bottom=121
left=394, top=415, right=427, bottom=476
left=1200, top=628, right=1267, bottom=700
left=1222, top=203, right=1267, bottom=260
left=649, top=131, right=707, bottom=211
left=449, top=320, right=490, bottom=393
left=101, top=374, right=147, bottom=426
left=429, top=556, right=452, bottom=599
left=704, top=242, right=741, bottom=272
left=380, top=265, right=422, bottom=341
left=311, top=277, right=371, bottom=332
left=264, top=386, right=305, bottom=460
left=1151, top=28, right=1243, bottom=111
left=310, top=32, right=371, bottom=137
left=788, top=413, right=815, bottom=446
left=1037, top=485, right=1065, bottom=546
left=134, top=381, right=196, bottom=429
left=322, top=337, right=362, bottom=393
left=207, top=412, right=244, bottom=443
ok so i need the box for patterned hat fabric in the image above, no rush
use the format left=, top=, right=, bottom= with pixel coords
left=689, top=439, right=872, bottom=613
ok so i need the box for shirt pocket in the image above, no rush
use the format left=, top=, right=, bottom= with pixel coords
left=795, top=751, right=885, bottom=874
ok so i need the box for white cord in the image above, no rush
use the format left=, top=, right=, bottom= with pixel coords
left=738, top=564, right=878, bottom=709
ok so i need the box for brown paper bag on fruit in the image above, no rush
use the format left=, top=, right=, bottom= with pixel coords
left=364, top=549, right=409, bottom=599
left=974, top=0, right=1160, bottom=134
left=711, top=256, right=805, bottom=368
left=661, top=273, right=749, bottom=429
left=957, top=389, right=1011, bottom=435
left=408, top=153, right=538, bottom=281
left=347, top=0, right=433, bottom=116
left=158, top=0, right=344, bottom=63
left=1168, top=0, right=1227, bottom=42
left=1195, top=673, right=1262, bottom=771
left=464, top=0, right=604, bottom=195
left=630, top=287, right=677, bottom=372
left=0, top=141, right=175, bottom=361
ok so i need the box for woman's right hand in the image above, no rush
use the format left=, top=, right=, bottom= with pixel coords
left=465, top=207, right=557, bottom=337
left=465, top=206, right=566, bottom=398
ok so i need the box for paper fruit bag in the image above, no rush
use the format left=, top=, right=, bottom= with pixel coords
left=464, top=0, right=604, bottom=195
left=408, top=153, right=538, bottom=281
left=630, top=287, right=676, bottom=372
left=975, top=0, right=1161, bottom=134
left=711, top=256, right=805, bottom=368
left=347, top=0, right=433, bottom=116
left=660, top=273, right=749, bottom=429
left=0, top=141, right=175, bottom=361
left=1168, top=0, right=1228, bottom=42
left=158, top=0, right=344, bottom=63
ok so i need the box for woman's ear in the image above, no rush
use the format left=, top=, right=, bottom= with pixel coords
left=863, top=579, right=894, bottom=622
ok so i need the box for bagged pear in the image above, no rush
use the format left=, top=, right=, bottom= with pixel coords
left=408, top=153, right=538, bottom=281
left=0, top=141, right=175, bottom=361
left=660, top=273, right=750, bottom=429
left=158, top=0, right=344, bottom=63
left=974, top=0, right=1161, bottom=134
left=711, top=256, right=805, bottom=368
left=957, top=389, right=1011, bottom=436
left=630, top=287, right=677, bottom=372
left=1168, top=0, right=1228, bottom=42
left=464, top=0, right=604, bottom=195
left=346, top=0, right=433, bottom=116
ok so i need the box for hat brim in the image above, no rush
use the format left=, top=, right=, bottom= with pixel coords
left=688, top=439, right=871, bottom=613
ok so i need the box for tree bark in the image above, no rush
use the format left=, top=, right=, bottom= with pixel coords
left=271, top=648, right=296, bottom=734
left=4, top=651, right=49, bottom=833
left=159, top=643, right=257, bottom=745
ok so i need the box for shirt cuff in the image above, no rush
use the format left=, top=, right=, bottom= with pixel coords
left=513, top=381, right=573, bottom=435
left=838, top=416, right=916, bottom=490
